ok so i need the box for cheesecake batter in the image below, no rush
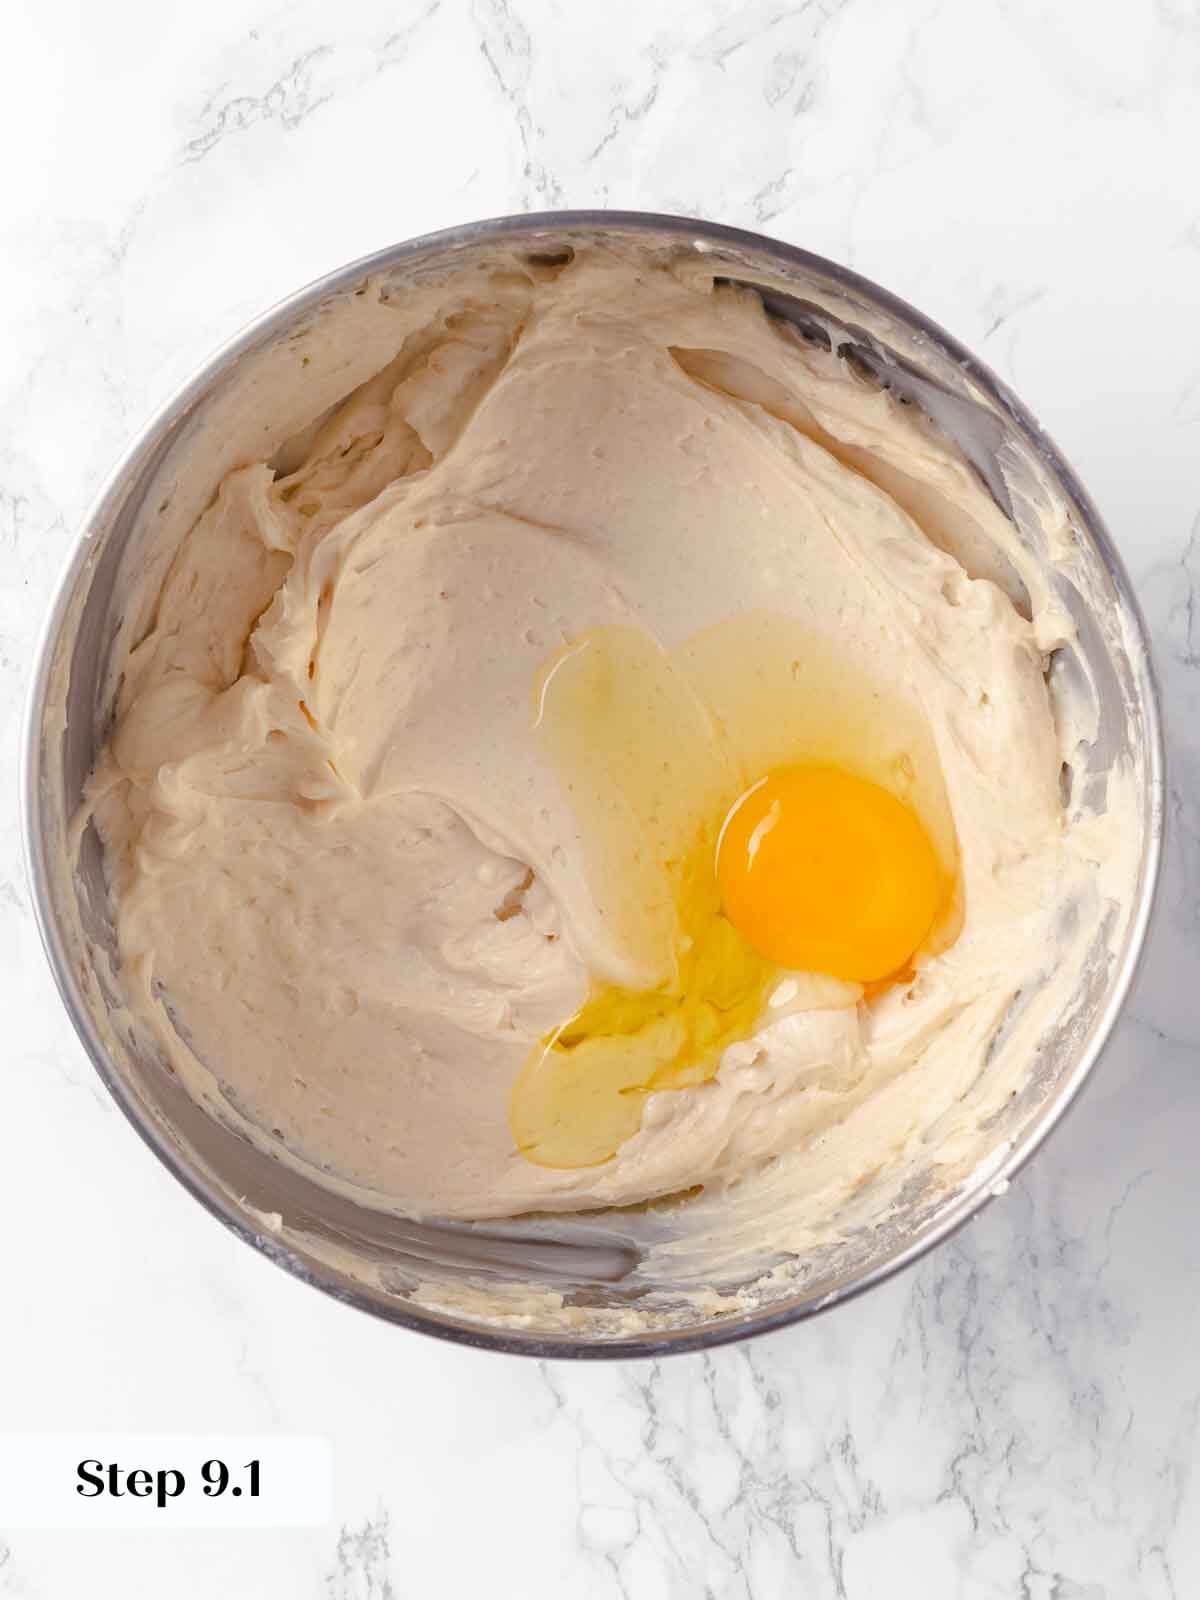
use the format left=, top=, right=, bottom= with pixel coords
left=85, top=246, right=1135, bottom=1233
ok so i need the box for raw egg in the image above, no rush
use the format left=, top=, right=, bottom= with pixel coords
left=509, top=613, right=958, bottom=1170
left=716, top=765, right=945, bottom=983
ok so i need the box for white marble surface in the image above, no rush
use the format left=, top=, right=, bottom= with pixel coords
left=1, top=0, right=1198, bottom=1592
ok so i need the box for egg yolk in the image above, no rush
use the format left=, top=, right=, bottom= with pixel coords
left=717, top=765, right=945, bottom=983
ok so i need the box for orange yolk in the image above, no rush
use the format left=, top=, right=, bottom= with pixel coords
left=716, top=765, right=945, bottom=984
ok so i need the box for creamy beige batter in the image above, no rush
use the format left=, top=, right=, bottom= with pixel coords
left=85, top=246, right=1135, bottom=1233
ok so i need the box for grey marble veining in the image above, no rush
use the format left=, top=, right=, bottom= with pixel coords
left=1, top=0, right=1198, bottom=1594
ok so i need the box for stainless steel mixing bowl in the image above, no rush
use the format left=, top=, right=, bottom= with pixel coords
left=21, top=213, right=1164, bottom=1356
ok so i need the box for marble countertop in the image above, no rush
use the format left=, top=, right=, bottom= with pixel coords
left=2, top=0, right=1198, bottom=1593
